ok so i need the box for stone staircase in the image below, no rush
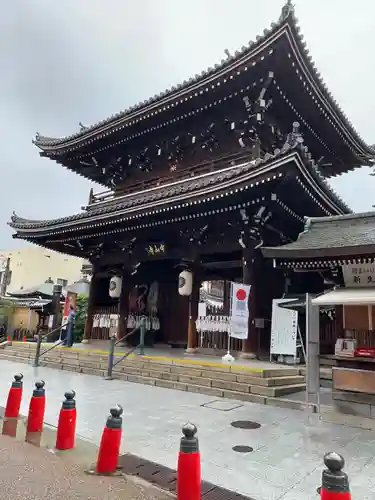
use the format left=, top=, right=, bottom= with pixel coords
left=0, top=342, right=306, bottom=409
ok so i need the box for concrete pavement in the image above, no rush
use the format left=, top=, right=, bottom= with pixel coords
left=0, top=434, right=169, bottom=500
left=0, top=359, right=372, bottom=500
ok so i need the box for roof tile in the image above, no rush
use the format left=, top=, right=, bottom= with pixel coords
left=262, top=212, right=375, bottom=259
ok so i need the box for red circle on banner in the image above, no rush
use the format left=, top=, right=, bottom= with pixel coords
left=236, top=288, right=247, bottom=301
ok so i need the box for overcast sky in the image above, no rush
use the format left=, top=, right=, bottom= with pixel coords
left=1, top=0, right=374, bottom=249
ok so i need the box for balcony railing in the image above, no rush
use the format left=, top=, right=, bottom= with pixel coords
left=86, top=148, right=262, bottom=208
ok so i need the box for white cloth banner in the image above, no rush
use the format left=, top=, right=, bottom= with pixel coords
left=229, top=283, right=251, bottom=339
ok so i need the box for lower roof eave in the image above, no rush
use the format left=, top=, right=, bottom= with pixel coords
left=9, top=148, right=350, bottom=241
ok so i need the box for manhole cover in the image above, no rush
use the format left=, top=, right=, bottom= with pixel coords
left=231, top=420, right=261, bottom=429
left=232, top=445, right=254, bottom=453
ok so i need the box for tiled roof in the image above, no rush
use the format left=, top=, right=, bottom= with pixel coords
left=9, top=142, right=352, bottom=235
left=32, top=1, right=375, bottom=162
left=2, top=297, right=52, bottom=309
left=262, top=212, right=375, bottom=259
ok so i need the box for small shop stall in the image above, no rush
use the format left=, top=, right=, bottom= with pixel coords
left=313, top=287, right=375, bottom=419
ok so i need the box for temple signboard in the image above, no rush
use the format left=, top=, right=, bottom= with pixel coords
left=342, top=264, right=375, bottom=288
left=145, top=243, right=167, bottom=258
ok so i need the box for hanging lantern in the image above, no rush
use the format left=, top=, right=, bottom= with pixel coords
left=178, top=270, right=193, bottom=296
left=109, top=276, right=122, bottom=298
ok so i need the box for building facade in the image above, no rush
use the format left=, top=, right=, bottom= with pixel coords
left=0, top=246, right=84, bottom=294
left=262, top=212, right=375, bottom=351
left=8, top=2, right=375, bottom=355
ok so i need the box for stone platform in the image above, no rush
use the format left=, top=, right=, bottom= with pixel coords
left=0, top=341, right=307, bottom=410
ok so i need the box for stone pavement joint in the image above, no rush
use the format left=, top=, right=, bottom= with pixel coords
left=0, top=434, right=170, bottom=500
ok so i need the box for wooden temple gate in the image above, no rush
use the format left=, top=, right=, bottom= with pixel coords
left=8, top=2, right=375, bottom=357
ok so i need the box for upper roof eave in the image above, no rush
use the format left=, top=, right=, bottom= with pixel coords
left=32, top=1, right=375, bottom=161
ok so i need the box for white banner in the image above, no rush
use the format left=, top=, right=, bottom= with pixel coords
left=229, top=283, right=251, bottom=340
left=270, top=298, right=299, bottom=356
left=342, top=263, right=375, bottom=287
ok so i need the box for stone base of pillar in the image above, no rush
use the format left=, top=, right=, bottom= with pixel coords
left=240, top=351, right=257, bottom=360
left=81, top=338, right=90, bottom=344
left=185, top=347, right=198, bottom=355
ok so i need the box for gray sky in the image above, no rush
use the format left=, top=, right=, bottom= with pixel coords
left=1, top=0, right=374, bottom=249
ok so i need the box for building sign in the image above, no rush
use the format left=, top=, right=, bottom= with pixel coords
left=342, top=264, right=375, bottom=288
left=145, top=243, right=166, bottom=258
left=229, top=282, right=251, bottom=340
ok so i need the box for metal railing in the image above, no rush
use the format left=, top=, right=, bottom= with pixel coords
left=105, top=317, right=146, bottom=380
left=33, top=323, right=69, bottom=367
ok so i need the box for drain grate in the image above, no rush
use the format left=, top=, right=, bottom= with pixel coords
left=232, top=445, right=254, bottom=453
left=118, top=453, right=256, bottom=499
left=231, top=420, right=261, bottom=429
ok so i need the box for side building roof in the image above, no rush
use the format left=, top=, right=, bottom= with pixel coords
left=262, top=212, right=375, bottom=260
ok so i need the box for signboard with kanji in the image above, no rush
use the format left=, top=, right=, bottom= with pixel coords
left=342, top=264, right=375, bottom=288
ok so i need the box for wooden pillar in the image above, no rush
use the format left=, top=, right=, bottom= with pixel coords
left=334, top=305, right=344, bottom=339
left=241, top=246, right=260, bottom=359
left=82, top=274, right=97, bottom=343
left=186, top=268, right=201, bottom=354
left=117, top=272, right=130, bottom=344
left=223, top=280, right=230, bottom=316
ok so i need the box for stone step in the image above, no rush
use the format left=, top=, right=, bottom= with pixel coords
left=5, top=346, right=304, bottom=387
left=0, top=350, right=306, bottom=410
left=0, top=349, right=306, bottom=398
left=300, top=366, right=332, bottom=380
left=8, top=343, right=300, bottom=379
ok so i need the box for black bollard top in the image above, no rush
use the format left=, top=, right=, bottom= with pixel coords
left=62, top=390, right=76, bottom=410
left=106, top=405, right=123, bottom=430
left=12, top=373, right=23, bottom=388
left=324, top=452, right=345, bottom=472
left=32, top=380, right=45, bottom=398
left=180, top=423, right=199, bottom=454
left=321, top=452, right=350, bottom=493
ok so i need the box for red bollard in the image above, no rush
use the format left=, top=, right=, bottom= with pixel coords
left=5, top=373, right=23, bottom=418
left=96, top=405, right=123, bottom=474
left=55, top=390, right=76, bottom=450
left=177, top=423, right=201, bottom=500
left=26, top=381, right=46, bottom=434
left=320, top=452, right=351, bottom=499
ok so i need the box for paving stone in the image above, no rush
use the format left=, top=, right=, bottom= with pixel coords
left=0, top=358, right=372, bottom=499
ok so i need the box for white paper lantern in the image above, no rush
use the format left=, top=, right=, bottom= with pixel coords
left=109, top=276, right=122, bottom=298
left=178, top=270, right=193, bottom=296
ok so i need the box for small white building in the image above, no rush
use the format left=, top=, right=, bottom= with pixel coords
left=0, top=246, right=84, bottom=294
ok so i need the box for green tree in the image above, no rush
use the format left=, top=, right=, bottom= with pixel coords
left=74, top=294, right=88, bottom=343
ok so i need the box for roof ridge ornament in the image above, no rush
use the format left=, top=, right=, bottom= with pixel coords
left=303, top=217, right=312, bottom=233
left=279, top=0, right=295, bottom=22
